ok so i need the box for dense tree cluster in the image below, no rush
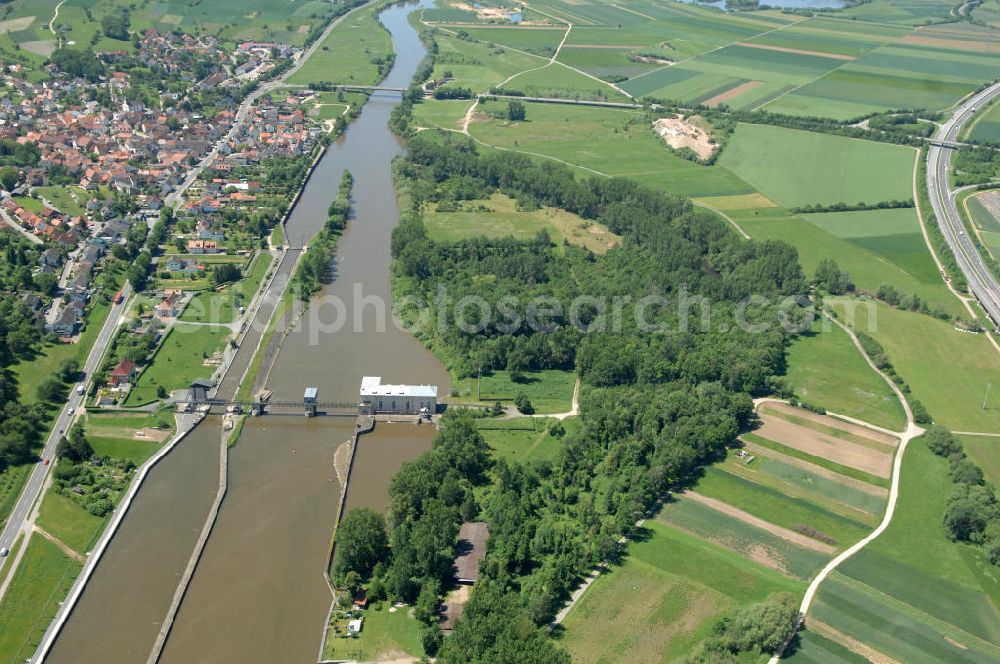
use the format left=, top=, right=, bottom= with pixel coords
left=294, top=170, right=353, bottom=298
left=791, top=199, right=914, bottom=214
left=378, top=133, right=811, bottom=655
left=49, top=48, right=107, bottom=82
left=953, top=147, right=1000, bottom=186
left=927, top=427, right=1000, bottom=563
left=813, top=258, right=854, bottom=295
left=101, top=9, right=131, bottom=40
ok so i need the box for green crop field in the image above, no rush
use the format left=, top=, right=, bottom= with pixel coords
left=811, top=575, right=1000, bottom=664
left=656, top=494, right=829, bottom=580
left=831, top=298, right=1000, bottom=431
left=784, top=320, right=906, bottom=431
left=784, top=630, right=868, bottom=664
left=559, top=520, right=802, bottom=664
left=125, top=323, right=229, bottom=406
left=968, top=102, right=1000, bottom=143
left=501, top=62, right=630, bottom=102
left=719, top=124, right=915, bottom=208
left=287, top=3, right=392, bottom=86
left=454, top=26, right=566, bottom=55
left=694, top=468, right=870, bottom=548
left=734, top=206, right=962, bottom=317
left=0, top=536, right=81, bottom=664
left=722, top=454, right=886, bottom=519
left=743, top=432, right=889, bottom=488
left=431, top=32, right=543, bottom=92
left=798, top=439, right=1000, bottom=662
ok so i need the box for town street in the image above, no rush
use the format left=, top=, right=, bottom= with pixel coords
left=0, top=282, right=132, bottom=577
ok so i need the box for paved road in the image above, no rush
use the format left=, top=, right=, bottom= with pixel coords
left=927, top=81, right=1000, bottom=328
left=0, top=282, right=132, bottom=568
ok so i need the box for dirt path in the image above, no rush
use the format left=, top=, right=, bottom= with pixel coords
left=768, top=315, right=924, bottom=663
left=33, top=525, right=84, bottom=563
left=49, top=0, right=65, bottom=35
left=692, top=202, right=750, bottom=239
left=683, top=491, right=837, bottom=554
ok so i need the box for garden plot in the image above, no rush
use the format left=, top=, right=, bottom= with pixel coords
left=755, top=402, right=897, bottom=478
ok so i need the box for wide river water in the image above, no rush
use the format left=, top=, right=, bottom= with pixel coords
left=48, top=1, right=448, bottom=661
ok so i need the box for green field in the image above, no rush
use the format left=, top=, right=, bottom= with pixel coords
left=784, top=629, right=868, bottom=664
left=125, top=323, right=229, bottom=406
left=466, top=101, right=754, bottom=198
left=743, top=432, right=889, bottom=488
left=422, top=192, right=620, bottom=253
left=0, top=465, right=29, bottom=532
left=478, top=417, right=570, bottom=465
left=798, top=438, right=1000, bottom=662
left=719, top=124, right=915, bottom=209
left=694, top=468, right=870, bottom=548
left=287, top=3, right=392, bottom=86
left=968, top=101, right=1000, bottom=143
left=962, top=434, right=1000, bottom=486
left=0, top=536, right=81, bottom=664
left=36, top=492, right=105, bottom=554
left=559, top=520, right=802, bottom=663
left=449, top=368, right=576, bottom=414
left=784, top=320, right=906, bottom=431
left=832, top=298, right=1000, bottom=431
left=656, top=494, right=829, bottom=580
left=322, top=600, right=424, bottom=661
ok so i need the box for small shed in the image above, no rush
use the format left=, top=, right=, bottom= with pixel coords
left=190, top=378, right=214, bottom=402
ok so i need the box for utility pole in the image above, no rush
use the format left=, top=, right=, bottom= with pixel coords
left=983, top=382, right=992, bottom=412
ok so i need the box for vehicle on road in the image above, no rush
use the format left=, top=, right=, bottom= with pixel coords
left=113, top=290, right=124, bottom=304
left=66, top=406, right=73, bottom=415
left=76, top=385, right=84, bottom=395
left=0, top=547, right=8, bottom=557
left=43, top=458, right=49, bottom=465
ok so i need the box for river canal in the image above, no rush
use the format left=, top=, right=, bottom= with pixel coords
left=48, top=1, right=447, bottom=661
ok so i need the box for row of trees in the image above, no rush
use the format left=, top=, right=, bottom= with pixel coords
left=294, top=169, right=353, bottom=298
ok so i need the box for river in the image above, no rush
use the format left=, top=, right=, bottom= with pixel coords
left=47, top=1, right=447, bottom=661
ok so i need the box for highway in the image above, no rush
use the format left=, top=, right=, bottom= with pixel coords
left=0, top=282, right=132, bottom=568
left=927, top=81, right=1000, bottom=328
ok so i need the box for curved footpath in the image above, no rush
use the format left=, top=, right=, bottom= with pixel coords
left=769, top=314, right=923, bottom=663
left=927, top=81, right=1000, bottom=328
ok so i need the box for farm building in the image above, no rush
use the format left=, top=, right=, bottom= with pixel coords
left=359, top=376, right=437, bottom=415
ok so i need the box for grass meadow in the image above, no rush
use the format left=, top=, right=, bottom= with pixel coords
left=0, top=536, right=81, bottom=664
left=449, top=368, right=576, bottom=414
left=125, top=324, right=229, bottom=406
left=559, top=520, right=802, bottom=664
left=288, top=3, right=392, bottom=86
left=783, top=320, right=906, bottom=431
left=831, top=298, right=1000, bottom=431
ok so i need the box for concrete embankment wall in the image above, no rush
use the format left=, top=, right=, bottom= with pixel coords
left=144, top=424, right=229, bottom=664
left=33, top=413, right=206, bottom=663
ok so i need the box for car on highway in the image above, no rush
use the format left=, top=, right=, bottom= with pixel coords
left=43, top=458, right=49, bottom=465
left=0, top=547, right=8, bottom=557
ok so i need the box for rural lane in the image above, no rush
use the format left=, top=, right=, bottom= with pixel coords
left=0, top=282, right=133, bottom=581
left=769, top=314, right=923, bottom=663
left=927, top=81, right=1000, bottom=328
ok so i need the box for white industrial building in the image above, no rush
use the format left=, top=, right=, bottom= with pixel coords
left=359, top=376, right=437, bottom=415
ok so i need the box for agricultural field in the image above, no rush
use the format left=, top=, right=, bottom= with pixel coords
left=465, top=101, right=754, bottom=198
left=427, top=31, right=543, bottom=92
left=967, top=100, right=1000, bottom=143
left=966, top=191, right=1000, bottom=258
left=124, top=323, right=230, bottom=406
left=421, top=192, right=620, bottom=253
left=719, top=124, right=915, bottom=209
left=559, top=519, right=803, bottom=664
left=798, top=440, right=1000, bottom=662
left=287, top=3, right=392, bottom=86
left=830, top=298, right=1000, bottom=431
left=783, top=319, right=906, bottom=431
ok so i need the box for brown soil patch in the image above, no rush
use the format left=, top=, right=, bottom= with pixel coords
left=756, top=405, right=894, bottom=478
left=811, top=619, right=903, bottom=664
left=703, top=80, right=762, bottom=108
left=735, top=41, right=855, bottom=60
left=762, top=402, right=898, bottom=448
left=631, top=54, right=673, bottom=65
left=684, top=491, right=836, bottom=554
left=745, top=541, right=791, bottom=575
left=742, top=441, right=888, bottom=497
left=900, top=34, right=1000, bottom=52
left=653, top=115, right=716, bottom=161
left=452, top=1, right=520, bottom=22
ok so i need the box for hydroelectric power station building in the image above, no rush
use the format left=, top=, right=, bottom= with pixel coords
left=359, top=376, right=437, bottom=415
